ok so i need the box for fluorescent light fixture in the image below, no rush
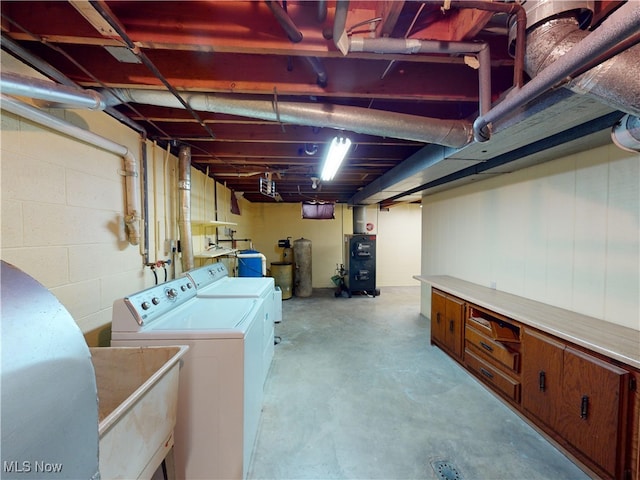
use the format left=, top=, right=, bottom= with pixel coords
left=321, top=136, right=351, bottom=181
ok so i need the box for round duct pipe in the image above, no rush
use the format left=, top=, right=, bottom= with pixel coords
left=178, top=145, right=195, bottom=273
left=611, top=114, right=640, bottom=153
left=510, top=0, right=640, bottom=118
left=508, top=0, right=594, bottom=54
left=353, top=206, right=366, bottom=234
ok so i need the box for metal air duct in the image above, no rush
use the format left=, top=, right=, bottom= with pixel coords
left=475, top=0, right=640, bottom=142
left=178, top=145, right=195, bottom=273
left=104, top=89, right=473, bottom=148
left=0, top=71, right=106, bottom=110
left=353, top=206, right=366, bottom=234
left=517, top=1, right=640, bottom=118
left=611, top=114, right=640, bottom=153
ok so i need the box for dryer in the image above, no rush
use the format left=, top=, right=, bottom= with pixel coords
left=111, top=276, right=264, bottom=480
left=186, top=263, right=279, bottom=383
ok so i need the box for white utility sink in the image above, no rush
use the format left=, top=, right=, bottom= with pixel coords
left=91, top=345, right=188, bottom=480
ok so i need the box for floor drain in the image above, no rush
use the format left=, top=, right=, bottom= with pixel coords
left=431, top=460, right=463, bottom=480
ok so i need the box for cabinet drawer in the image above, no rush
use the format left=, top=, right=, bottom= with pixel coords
left=465, top=349, right=521, bottom=403
left=466, top=325, right=520, bottom=372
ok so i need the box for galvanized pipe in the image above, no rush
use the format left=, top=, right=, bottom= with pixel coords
left=349, top=37, right=492, bottom=116
left=473, top=1, right=640, bottom=142
left=177, top=145, right=195, bottom=273
left=450, top=0, right=526, bottom=89
left=105, top=89, right=473, bottom=148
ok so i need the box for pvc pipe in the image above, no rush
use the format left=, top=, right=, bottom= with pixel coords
left=236, top=252, right=267, bottom=276
left=1, top=94, right=141, bottom=245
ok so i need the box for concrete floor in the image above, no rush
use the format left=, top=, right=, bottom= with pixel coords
left=248, top=286, right=590, bottom=480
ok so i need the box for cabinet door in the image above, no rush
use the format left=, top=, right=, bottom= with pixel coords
left=522, top=329, right=564, bottom=428
left=444, top=296, right=464, bottom=359
left=557, top=347, right=629, bottom=478
left=431, top=290, right=447, bottom=347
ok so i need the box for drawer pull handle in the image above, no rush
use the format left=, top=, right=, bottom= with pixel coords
left=480, top=341, right=494, bottom=352
left=436, top=312, right=441, bottom=324
left=580, top=395, right=589, bottom=419
left=539, top=371, right=546, bottom=392
left=449, top=320, right=454, bottom=333
left=480, top=368, right=494, bottom=379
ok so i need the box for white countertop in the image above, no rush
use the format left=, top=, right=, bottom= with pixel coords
left=415, top=275, right=640, bottom=370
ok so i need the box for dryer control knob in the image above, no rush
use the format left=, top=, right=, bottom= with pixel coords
left=152, top=297, right=160, bottom=305
left=141, top=301, right=151, bottom=310
left=167, top=288, right=178, bottom=299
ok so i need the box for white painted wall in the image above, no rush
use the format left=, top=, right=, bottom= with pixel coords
left=420, top=143, right=640, bottom=330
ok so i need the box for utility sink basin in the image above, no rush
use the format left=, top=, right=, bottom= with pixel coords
left=91, top=345, right=188, bottom=480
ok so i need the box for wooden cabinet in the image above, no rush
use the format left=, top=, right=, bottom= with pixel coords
left=431, top=289, right=464, bottom=359
left=464, top=306, right=522, bottom=404
left=427, top=285, right=637, bottom=480
left=522, top=329, right=630, bottom=479
left=522, top=329, right=564, bottom=427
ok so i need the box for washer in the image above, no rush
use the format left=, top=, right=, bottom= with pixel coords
left=111, top=276, right=264, bottom=480
left=186, top=263, right=280, bottom=383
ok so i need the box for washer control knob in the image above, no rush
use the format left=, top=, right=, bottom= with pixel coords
left=152, top=297, right=160, bottom=305
left=167, top=288, right=178, bottom=299
left=187, top=282, right=193, bottom=289
left=141, top=301, right=151, bottom=310
left=181, top=284, right=187, bottom=291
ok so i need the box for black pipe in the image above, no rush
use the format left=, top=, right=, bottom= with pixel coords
left=265, top=1, right=303, bottom=43
left=89, top=0, right=216, bottom=140
left=317, top=0, right=327, bottom=23
left=304, top=57, right=328, bottom=88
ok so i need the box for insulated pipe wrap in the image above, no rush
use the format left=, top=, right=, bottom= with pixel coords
left=474, top=1, right=640, bottom=142
left=524, top=5, right=640, bottom=117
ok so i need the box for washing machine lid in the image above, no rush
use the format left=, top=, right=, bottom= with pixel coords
left=197, top=276, right=274, bottom=298
left=143, top=297, right=261, bottom=333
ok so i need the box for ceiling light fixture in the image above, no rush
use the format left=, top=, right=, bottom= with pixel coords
left=321, top=136, right=351, bottom=181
